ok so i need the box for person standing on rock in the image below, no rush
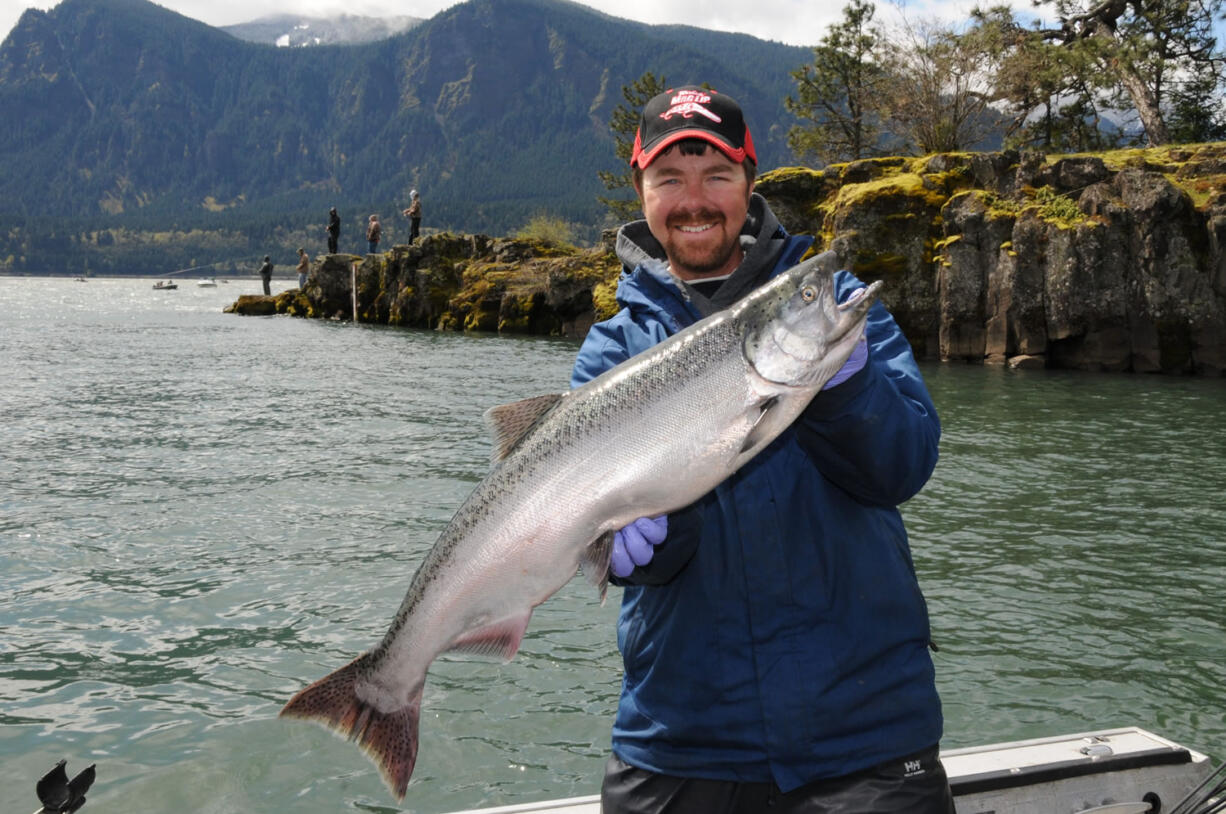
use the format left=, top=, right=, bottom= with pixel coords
left=326, top=207, right=340, bottom=254
left=258, top=255, right=274, bottom=296
left=296, top=248, right=309, bottom=289
left=366, top=214, right=382, bottom=254
left=402, top=189, right=422, bottom=245
left=571, top=85, right=952, bottom=814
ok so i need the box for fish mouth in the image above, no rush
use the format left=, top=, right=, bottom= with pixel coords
left=825, top=279, right=882, bottom=349
left=751, top=277, right=882, bottom=388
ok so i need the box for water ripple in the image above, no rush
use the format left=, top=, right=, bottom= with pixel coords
left=2, top=279, right=1225, bottom=812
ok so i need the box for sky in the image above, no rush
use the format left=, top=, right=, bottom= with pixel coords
left=0, top=0, right=990, bottom=49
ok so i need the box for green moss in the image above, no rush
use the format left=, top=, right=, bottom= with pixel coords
left=759, top=166, right=824, bottom=184
left=835, top=156, right=909, bottom=179
left=1181, top=174, right=1226, bottom=209
left=835, top=172, right=950, bottom=212
left=497, top=291, right=536, bottom=333
left=977, top=185, right=1088, bottom=228
left=1032, top=186, right=1088, bottom=228
left=463, top=306, right=499, bottom=332
left=592, top=279, right=620, bottom=321
left=1010, top=143, right=1226, bottom=212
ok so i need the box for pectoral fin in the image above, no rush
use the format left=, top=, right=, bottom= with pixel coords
left=580, top=531, right=614, bottom=604
left=738, top=396, right=781, bottom=457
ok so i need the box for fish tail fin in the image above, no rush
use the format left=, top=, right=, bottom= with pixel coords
left=280, top=654, right=422, bottom=800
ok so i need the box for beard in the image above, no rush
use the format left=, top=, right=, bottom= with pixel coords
left=663, top=210, right=741, bottom=277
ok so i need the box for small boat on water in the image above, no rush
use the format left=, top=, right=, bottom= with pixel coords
left=196, top=278, right=218, bottom=288
left=152, top=281, right=178, bottom=290
left=442, top=728, right=1222, bottom=814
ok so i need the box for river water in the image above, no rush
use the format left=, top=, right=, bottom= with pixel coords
left=1, top=276, right=1224, bottom=814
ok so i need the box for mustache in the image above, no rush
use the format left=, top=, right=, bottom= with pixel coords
left=667, top=209, right=725, bottom=228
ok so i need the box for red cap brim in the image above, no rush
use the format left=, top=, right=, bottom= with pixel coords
left=631, top=128, right=755, bottom=169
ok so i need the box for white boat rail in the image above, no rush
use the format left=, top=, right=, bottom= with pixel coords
left=442, top=727, right=1216, bottom=814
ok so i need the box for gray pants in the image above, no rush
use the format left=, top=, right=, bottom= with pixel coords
left=601, top=745, right=955, bottom=814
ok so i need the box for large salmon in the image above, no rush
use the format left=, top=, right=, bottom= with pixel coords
left=280, top=251, right=882, bottom=799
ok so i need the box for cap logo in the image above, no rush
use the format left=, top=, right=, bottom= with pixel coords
left=661, top=90, right=721, bottom=124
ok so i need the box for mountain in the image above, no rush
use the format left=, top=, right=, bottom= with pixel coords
left=221, top=14, right=422, bottom=47
left=0, top=0, right=810, bottom=274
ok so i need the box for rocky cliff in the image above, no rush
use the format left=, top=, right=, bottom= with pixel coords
left=762, top=143, right=1226, bottom=376
left=228, top=144, right=1226, bottom=377
left=227, top=232, right=622, bottom=340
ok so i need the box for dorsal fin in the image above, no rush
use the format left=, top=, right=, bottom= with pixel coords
left=483, top=393, right=564, bottom=462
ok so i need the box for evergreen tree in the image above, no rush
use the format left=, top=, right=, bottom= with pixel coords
left=969, top=0, right=1226, bottom=148
left=598, top=72, right=668, bottom=222
left=785, top=0, right=889, bottom=165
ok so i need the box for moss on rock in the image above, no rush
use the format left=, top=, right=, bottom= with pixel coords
left=223, top=143, right=1226, bottom=376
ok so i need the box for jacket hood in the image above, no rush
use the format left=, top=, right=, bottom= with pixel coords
left=613, top=193, right=792, bottom=320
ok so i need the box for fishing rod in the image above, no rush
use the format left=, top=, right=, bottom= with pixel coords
left=161, top=260, right=236, bottom=277
left=1170, top=757, right=1226, bottom=814
left=162, top=255, right=278, bottom=277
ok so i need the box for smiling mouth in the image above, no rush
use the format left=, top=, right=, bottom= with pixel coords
left=676, top=222, right=717, bottom=234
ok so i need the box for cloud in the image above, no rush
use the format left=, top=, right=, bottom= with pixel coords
left=0, top=0, right=1036, bottom=54
left=1, top=0, right=866, bottom=46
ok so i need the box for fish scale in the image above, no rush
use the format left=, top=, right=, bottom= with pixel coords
left=280, top=251, right=881, bottom=801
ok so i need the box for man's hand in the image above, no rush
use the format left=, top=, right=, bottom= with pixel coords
left=611, top=516, right=668, bottom=577
left=822, top=335, right=868, bottom=390
left=822, top=288, right=870, bottom=390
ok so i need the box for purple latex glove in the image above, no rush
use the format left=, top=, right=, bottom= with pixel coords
left=822, top=288, right=870, bottom=390
left=610, top=515, right=668, bottom=578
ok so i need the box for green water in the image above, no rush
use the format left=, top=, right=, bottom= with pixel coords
left=1, top=277, right=1223, bottom=813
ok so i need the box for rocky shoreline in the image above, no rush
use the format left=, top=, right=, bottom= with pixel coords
left=226, top=232, right=621, bottom=341
left=227, top=144, right=1226, bottom=376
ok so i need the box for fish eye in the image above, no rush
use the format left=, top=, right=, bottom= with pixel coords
left=800, top=286, right=817, bottom=303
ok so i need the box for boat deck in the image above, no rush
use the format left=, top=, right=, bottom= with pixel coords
left=444, top=727, right=1214, bottom=814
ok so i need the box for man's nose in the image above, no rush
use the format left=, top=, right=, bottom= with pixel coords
left=676, top=180, right=712, bottom=210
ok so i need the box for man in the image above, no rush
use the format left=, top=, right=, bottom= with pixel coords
left=402, top=189, right=422, bottom=245
left=366, top=214, right=381, bottom=254
left=258, top=255, right=273, bottom=296
left=296, top=247, right=309, bottom=289
left=571, top=86, right=950, bottom=813
left=326, top=207, right=340, bottom=254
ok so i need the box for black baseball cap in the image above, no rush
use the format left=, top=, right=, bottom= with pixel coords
left=630, top=86, right=756, bottom=169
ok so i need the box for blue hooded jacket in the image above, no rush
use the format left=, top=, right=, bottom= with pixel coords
left=571, top=197, right=943, bottom=792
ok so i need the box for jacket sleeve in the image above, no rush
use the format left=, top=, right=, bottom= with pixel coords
left=570, top=311, right=700, bottom=585
left=795, top=275, right=941, bottom=507
left=570, top=319, right=631, bottom=387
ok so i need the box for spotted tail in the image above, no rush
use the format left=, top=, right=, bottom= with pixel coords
left=280, top=653, right=422, bottom=800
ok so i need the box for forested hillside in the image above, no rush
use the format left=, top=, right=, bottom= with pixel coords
left=0, top=0, right=808, bottom=275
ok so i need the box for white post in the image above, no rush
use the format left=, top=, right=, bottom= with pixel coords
left=350, top=261, right=358, bottom=323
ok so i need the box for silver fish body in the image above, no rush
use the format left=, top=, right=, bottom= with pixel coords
left=280, top=250, right=881, bottom=799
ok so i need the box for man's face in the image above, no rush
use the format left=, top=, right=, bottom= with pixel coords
left=637, top=145, right=753, bottom=281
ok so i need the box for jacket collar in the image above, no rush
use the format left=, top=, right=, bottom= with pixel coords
left=613, top=193, right=792, bottom=321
